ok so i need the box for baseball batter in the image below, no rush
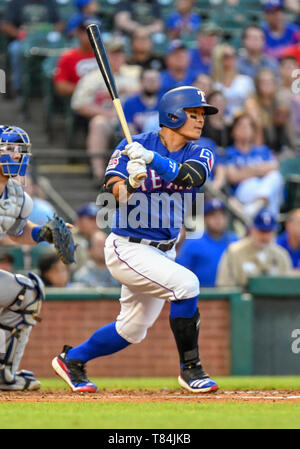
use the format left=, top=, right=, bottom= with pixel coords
left=0, top=125, right=74, bottom=391
left=52, top=86, right=219, bottom=393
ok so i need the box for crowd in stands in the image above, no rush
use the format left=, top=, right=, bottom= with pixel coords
left=0, top=0, right=299, bottom=290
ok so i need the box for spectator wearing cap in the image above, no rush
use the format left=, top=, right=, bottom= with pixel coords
left=73, top=231, right=120, bottom=287
left=73, top=0, right=99, bottom=15
left=38, top=250, right=71, bottom=287
left=277, top=209, right=300, bottom=271
left=71, top=35, right=140, bottom=181
left=262, top=0, right=299, bottom=59
left=189, top=22, right=222, bottom=77
left=238, top=24, right=279, bottom=80
left=1, top=0, right=63, bottom=94
left=216, top=209, right=293, bottom=290
left=165, top=0, right=201, bottom=41
left=159, top=40, right=197, bottom=96
left=72, top=202, right=99, bottom=269
left=176, top=199, right=238, bottom=287
left=54, top=15, right=100, bottom=97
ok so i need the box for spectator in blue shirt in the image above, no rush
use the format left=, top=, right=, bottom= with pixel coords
left=160, top=40, right=197, bottom=95
left=165, top=0, right=201, bottom=41
left=123, top=68, right=161, bottom=134
left=176, top=199, right=238, bottom=287
left=277, top=208, right=300, bottom=270
left=262, top=0, right=299, bottom=58
left=189, top=22, right=222, bottom=76
left=238, top=24, right=279, bottom=79
left=225, top=113, right=284, bottom=221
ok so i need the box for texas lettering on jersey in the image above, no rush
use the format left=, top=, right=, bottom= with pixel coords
left=105, top=131, right=214, bottom=241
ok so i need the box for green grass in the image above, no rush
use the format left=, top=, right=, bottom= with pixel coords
left=40, top=375, right=300, bottom=391
left=1, top=402, right=300, bottom=429
left=1, top=377, right=300, bottom=429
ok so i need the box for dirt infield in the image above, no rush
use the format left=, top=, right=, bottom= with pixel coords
left=1, top=389, right=300, bottom=403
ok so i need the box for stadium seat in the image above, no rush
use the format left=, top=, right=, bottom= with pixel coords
left=42, top=55, right=71, bottom=143
left=20, top=29, right=70, bottom=116
left=280, top=156, right=300, bottom=212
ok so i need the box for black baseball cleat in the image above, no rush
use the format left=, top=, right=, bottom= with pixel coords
left=178, top=362, right=218, bottom=393
left=52, top=345, right=97, bottom=392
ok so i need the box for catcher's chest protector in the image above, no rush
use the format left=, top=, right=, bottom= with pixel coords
left=0, top=179, right=24, bottom=236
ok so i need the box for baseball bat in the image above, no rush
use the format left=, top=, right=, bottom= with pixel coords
left=86, top=24, right=147, bottom=180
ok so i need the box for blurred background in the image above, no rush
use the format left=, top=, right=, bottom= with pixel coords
left=0, top=0, right=300, bottom=377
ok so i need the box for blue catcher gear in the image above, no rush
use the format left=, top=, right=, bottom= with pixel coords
left=0, top=126, right=31, bottom=177
left=158, top=86, right=219, bottom=129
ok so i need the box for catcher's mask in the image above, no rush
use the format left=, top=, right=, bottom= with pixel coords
left=0, top=125, right=31, bottom=177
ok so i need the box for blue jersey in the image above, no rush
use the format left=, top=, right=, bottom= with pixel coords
left=225, top=144, right=274, bottom=192
left=277, top=232, right=300, bottom=270
left=176, top=230, right=238, bottom=287
left=105, top=131, right=214, bottom=241
left=262, top=22, right=299, bottom=56
left=123, top=94, right=160, bottom=134
left=159, top=69, right=197, bottom=96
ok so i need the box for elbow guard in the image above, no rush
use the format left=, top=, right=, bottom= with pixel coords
left=172, top=161, right=207, bottom=188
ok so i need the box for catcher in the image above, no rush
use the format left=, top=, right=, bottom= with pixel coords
left=0, top=125, right=75, bottom=391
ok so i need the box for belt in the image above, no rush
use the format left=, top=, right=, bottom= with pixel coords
left=128, top=237, right=176, bottom=252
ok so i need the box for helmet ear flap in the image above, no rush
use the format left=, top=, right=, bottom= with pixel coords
left=166, top=108, right=187, bottom=129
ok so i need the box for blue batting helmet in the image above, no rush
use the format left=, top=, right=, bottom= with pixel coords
left=0, top=125, right=31, bottom=177
left=158, top=86, right=219, bottom=129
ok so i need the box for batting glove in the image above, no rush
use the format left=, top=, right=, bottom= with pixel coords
left=123, top=142, right=154, bottom=164
left=127, top=158, right=147, bottom=189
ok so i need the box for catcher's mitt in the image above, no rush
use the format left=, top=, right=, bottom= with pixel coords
left=38, top=215, right=76, bottom=264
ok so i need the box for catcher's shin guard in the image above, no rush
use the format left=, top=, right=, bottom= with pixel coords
left=169, top=309, right=218, bottom=393
left=0, top=272, right=45, bottom=391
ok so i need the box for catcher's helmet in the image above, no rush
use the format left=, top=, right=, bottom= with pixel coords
left=158, top=86, right=219, bottom=129
left=0, top=125, right=31, bottom=176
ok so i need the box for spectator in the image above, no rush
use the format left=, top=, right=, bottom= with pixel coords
left=126, top=27, right=165, bottom=72
left=201, top=90, right=232, bottom=150
left=72, top=202, right=99, bottom=270
left=189, top=22, right=222, bottom=76
left=225, top=113, right=284, bottom=221
left=277, top=208, right=300, bottom=270
left=193, top=73, right=214, bottom=97
left=114, top=0, right=163, bottom=36
left=276, top=56, right=300, bottom=150
left=0, top=252, right=14, bottom=272
left=238, top=24, right=279, bottom=79
left=165, top=0, right=201, bottom=41
left=1, top=0, right=63, bottom=94
left=123, top=68, right=161, bottom=135
left=54, top=15, right=100, bottom=97
left=73, top=0, right=99, bottom=15
left=278, top=42, right=300, bottom=64
left=73, top=231, right=120, bottom=287
left=24, top=174, right=56, bottom=225
left=176, top=199, right=238, bottom=287
left=216, top=209, right=293, bottom=290
left=71, top=35, right=139, bottom=180
left=160, top=40, right=197, bottom=96
left=38, top=250, right=71, bottom=287
left=244, top=67, right=291, bottom=152
left=212, top=43, right=254, bottom=122
left=262, top=0, right=299, bottom=59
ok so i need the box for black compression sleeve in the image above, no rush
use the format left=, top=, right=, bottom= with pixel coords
left=172, top=161, right=207, bottom=188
